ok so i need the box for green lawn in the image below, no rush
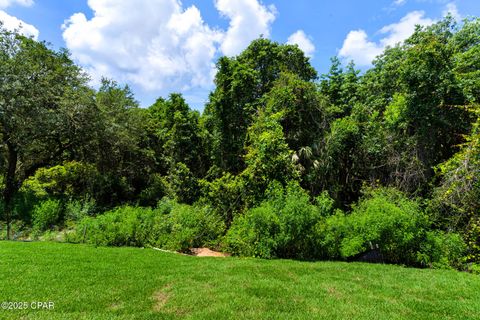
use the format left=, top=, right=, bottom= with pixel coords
left=0, top=242, right=479, bottom=319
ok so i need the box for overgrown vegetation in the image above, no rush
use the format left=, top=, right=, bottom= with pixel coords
left=69, top=199, right=225, bottom=252
left=1, top=17, right=480, bottom=271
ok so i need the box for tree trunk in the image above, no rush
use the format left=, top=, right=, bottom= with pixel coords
left=3, top=142, right=18, bottom=240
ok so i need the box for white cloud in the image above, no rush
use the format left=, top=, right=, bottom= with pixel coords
left=287, top=30, right=315, bottom=58
left=443, top=3, right=461, bottom=21
left=393, top=0, right=406, bottom=6
left=63, top=0, right=222, bottom=91
left=339, top=11, right=434, bottom=66
left=339, top=30, right=383, bottom=66
left=0, top=0, right=33, bottom=9
left=379, top=11, right=434, bottom=47
left=0, top=10, right=38, bottom=39
left=63, top=0, right=277, bottom=95
left=215, top=0, right=276, bottom=56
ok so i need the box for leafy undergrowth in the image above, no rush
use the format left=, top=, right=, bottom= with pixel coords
left=0, top=241, right=479, bottom=320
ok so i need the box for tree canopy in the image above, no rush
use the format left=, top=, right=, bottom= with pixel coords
left=1, top=17, right=480, bottom=269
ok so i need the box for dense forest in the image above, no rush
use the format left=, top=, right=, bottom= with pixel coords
left=1, top=16, right=479, bottom=271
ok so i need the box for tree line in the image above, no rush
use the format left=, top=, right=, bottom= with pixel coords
left=0, top=17, right=479, bottom=269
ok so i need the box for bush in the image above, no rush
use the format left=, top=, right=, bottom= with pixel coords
left=470, top=263, right=480, bottom=275
left=225, top=204, right=280, bottom=258
left=153, top=201, right=225, bottom=251
left=318, top=188, right=429, bottom=265
left=199, top=173, right=247, bottom=228
left=417, top=231, right=467, bottom=269
left=32, top=199, right=63, bottom=232
left=22, top=162, right=101, bottom=199
left=75, top=206, right=154, bottom=247
left=316, top=210, right=349, bottom=259
left=225, top=182, right=334, bottom=259
left=344, top=189, right=429, bottom=264
left=71, top=199, right=225, bottom=252
left=466, top=216, right=480, bottom=263
left=64, top=198, right=96, bottom=223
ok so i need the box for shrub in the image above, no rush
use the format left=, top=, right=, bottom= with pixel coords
left=316, top=210, right=349, bottom=259
left=154, top=202, right=225, bottom=251
left=74, top=206, right=156, bottom=247
left=199, top=173, right=247, bottom=227
left=64, top=198, right=96, bottom=223
left=470, top=263, right=480, bottom=275
left=465, top=216, right=480, bottom=263
left=342, top=188, right=429, bottom=264
left=225, top=182, right=334, bottom=259
left=417, top=231, right=467, bottom=269
left=22, top=162, right=100, bottom=199
left=225, top=204, right=280, bottom=258
left=32, top=199, right=63, bottom=233
left=71, top=200, right=225, bottom=252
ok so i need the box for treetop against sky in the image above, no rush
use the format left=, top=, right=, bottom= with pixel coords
left=1, top=0, right=479, bottom=109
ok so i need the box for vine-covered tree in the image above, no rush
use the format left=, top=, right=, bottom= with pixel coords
left=202, top=38, right=317, bottom=174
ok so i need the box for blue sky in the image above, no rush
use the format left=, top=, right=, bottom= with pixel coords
left=1, top=0, right=479, bottom=109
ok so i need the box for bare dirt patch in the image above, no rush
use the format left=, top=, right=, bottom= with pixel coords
left=152, top=290, right=169, bottom=312
left=189, top=248, right=230, bottom=257
left=109, top=302, right=124, bottom=311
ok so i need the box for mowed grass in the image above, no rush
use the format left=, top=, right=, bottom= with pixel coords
left=0, top=242, right=479, bottom=320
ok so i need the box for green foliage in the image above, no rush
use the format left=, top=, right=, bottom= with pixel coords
left=199, top=173, right=246, bottom=227
left=203, top=38, right=316, bottom=173
left=92, top=78, right=157, bottom=206
left=138, top=173, right=167, bottom=207
left=22, top=161, right=100, bottom=199
left=225, top=203, right=280, bottom=258
left=466, top=217, right=480, bottom=262
left=384, top=93, right=408, bottom=129
left=163, top=162, right=200, bottom=204
left=225, top=182, right=333, bottom=259
left=0, top=25, right=96, bottom=239
left=64, top=198, right=96, bottom=223
left=148, top=94, right=207, bottom=177
left=264, top=72, right=330, bottom=194
left=470, top=263, right=480, bottom=274
left=345, top=189, right=428, bottom=263
left=32, top=199, right=63, bottom=233
left=242, top=111, right=300, bottom=203
left=2, top=18, right=480, bottom=270
left=320, top=188, right=429, bottom=264
left=316, top=210, right=349, bottom=259
left=337, top=17, right=479, bottom=201
left=319, top=57, right=359, bottom=116
left=0, top=220, right=29, bottom=240
left=417, top=231, right=467, bottom=269
left=430, top=112, right=480, bottom=231
left=315, top=116, right=361, bottom=205
left=152, top=200, right=225, bottom=251
left=72, top=200, right=225, bottom=252
left=74, top=206, right=154, bottom=247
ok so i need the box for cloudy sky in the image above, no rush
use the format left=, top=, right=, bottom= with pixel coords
left=1, top=0, right=479, bottom=109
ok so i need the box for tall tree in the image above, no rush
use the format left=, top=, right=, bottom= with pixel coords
left=0, top=26, right=95, bottom=238
left=93, top=79, right=154, bottom=205
left=203, top=38, right=317, bottom=174
left=148, top=94, right=205, bottom=177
